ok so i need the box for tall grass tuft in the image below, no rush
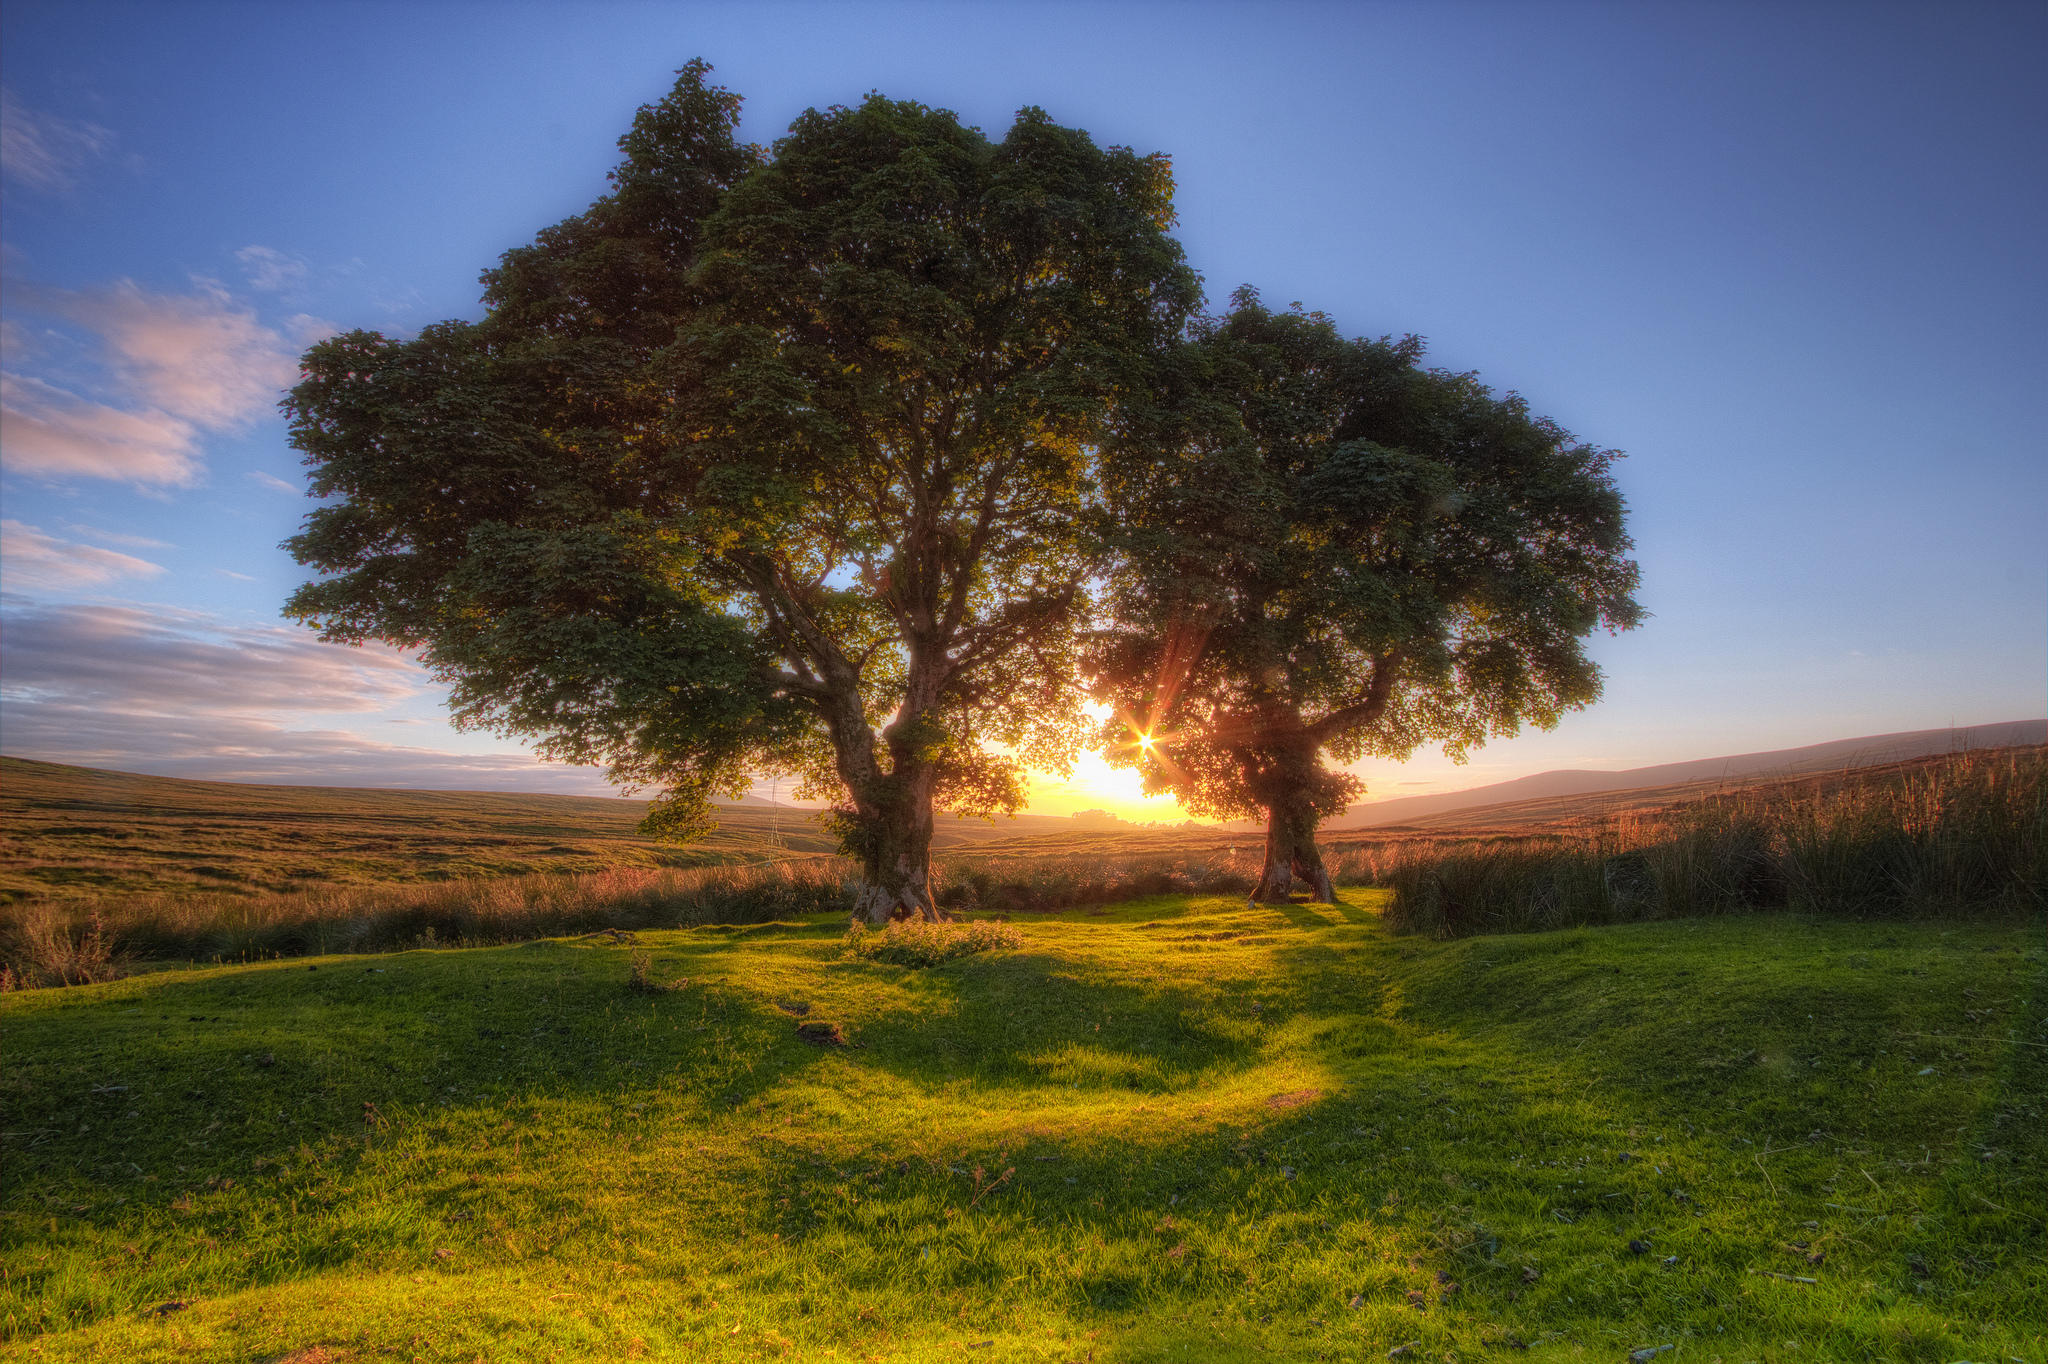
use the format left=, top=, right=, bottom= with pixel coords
left=844, top=917, right=1024, bottom=967
left=1379, top=747, right=2046, bottom=937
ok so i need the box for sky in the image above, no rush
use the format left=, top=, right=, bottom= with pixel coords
left=1, top=0, right=2042, bottom=820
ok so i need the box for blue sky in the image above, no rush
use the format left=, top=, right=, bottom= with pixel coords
left=1, top=1, right=2041, bottom=811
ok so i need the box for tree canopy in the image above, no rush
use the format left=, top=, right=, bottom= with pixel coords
left=284, top=62, right=1198, bottom=921
left=1089, top=292, right=1642, bottom=900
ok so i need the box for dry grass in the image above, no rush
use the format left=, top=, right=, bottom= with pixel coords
left=0, top=861, right=851, bottom=987
left=1376, top=746, right=2046, bottom=936
left=843, top=916, right=1026, bottom=966
left=5, top=746, right=2038, bottom=987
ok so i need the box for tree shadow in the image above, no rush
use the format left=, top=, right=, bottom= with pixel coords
left=4, top=904, right=2021, bottom=1359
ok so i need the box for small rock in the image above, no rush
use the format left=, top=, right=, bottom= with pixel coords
left=1435, top=1269, right=1452, bottom=1285
left=1628, top=1348, right=1674, bottom=1364
left=1521, top=1265, right=1540, bottom=1283
left=432, top=1248, right=453, bottom=1261
left=255, top=1053, right=275, bottom=1068
left=795, top=1020, right=847, bottom=1047
left=1627, top=1238, right=1651, bottom=1255
left=149, top=1300, right=189, bottom=1316
left=1661, top=1255, right=1679, bottom=1267
left=1388, top=1343, right=1420, bottom=1360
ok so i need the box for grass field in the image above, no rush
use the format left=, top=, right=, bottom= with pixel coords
left=0, top=758, right=1232, bottom=912
left=3, top=894, right=2042, bottom=1362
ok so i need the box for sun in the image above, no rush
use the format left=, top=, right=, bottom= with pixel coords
left=1138, top=732, right=1155, bottom=752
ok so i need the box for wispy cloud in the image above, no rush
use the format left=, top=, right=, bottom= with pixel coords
left=0, top=371, right=202, bottom=485
left=0, top=279, right=302, bottom=487
left=0, top=599, right=612, bottom=793
left=0, top=89, right=114, bottom=194
left=60, top=523, right=172, bottom=551
left=25, top=278, right=300, bottom=427
left=235, top=244, right=308, bottom=293
left=0, top=600, right=422, bottom=713
left=0, top=702, right=617, bottom=793
left=0, top=520, right=165, bottom=591
left=247, top=470, right=301, bottom=494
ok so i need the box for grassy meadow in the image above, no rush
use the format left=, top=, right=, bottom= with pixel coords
left=4, top=748, right=2041, bottom=988
left=3, top=748, right=2043, bottom=1360
left=3, top=895, right=2042, bottom=1362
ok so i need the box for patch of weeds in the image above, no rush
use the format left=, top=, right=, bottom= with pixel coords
left=624, top=949, right=686, bottom=994
left=843, top=916, right=1023, bottom=966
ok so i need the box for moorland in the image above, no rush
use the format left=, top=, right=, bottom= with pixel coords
left=1, top=746, right=2042, bottom=1361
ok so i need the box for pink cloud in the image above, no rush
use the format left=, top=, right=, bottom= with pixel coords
left=0, top=520, right=166, bottom=590
left=0, top=600, right=421, bottom=713
left=27, top=278, right=299, bottom=428
left=0, top=279, right=306, bottom=486
left=0, top=371, right=201, bottom=485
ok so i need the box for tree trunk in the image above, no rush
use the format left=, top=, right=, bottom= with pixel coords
left=1250, top=786, right=1335, bottom=904
left=848, top=787, right=940, bottom=926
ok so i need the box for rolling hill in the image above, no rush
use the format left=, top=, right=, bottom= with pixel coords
left=1332, top=718, right=2045, bottom=830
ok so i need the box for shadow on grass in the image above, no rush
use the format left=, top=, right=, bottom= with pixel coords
left=3, top=898, right=2039, bottom=1358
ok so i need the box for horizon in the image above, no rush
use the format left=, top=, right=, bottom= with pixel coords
left=2, top=3, right=2042, bottom=820
left=7, top=717, right=2038, bottom=828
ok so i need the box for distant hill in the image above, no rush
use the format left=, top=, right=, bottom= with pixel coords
left=1331, top=720, right=2046, bottom=830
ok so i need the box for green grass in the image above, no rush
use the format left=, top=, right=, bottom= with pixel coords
left=3, top=896, right=2041, bottom=1362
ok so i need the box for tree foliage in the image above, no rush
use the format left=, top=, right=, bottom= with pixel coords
left=1090, top=291, right=1642, bottom=899
left=284, top=63, right=1198, bottom=916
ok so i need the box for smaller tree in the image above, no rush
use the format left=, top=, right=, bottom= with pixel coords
left=1091, top=293, right=1642, bottom=901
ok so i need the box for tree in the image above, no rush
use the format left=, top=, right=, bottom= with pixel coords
left=1089, top=292, right=1642, bottom=902
left=283, top=63, right=1198, bottom=923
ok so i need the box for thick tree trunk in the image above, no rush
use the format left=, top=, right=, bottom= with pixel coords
left=1250, top=787, right=1335, bottom=904
left=847, top=782, right=941, bottom=926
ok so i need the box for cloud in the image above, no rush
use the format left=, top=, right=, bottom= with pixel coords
left=0, top=600, right=421, bottom=713
left=61, top=523, right=171, bottom=550
left=0, top=371, right=202, bottom=484
left=0, top=318, right=37, bottom=362
left=0, top=700, right=618, bottom=793
left=0, top=279, right=302, bottom=486
left=0, top=599, right=620, bottom=794
left=247, top=470, right=301, bottom=494
left=0, top=520, right=165, bottom=590
left=26, top=278, right=300, bottom=427
left=235, top=245, right=308, bottom=293
left=0, top=89, right=114, bottom=193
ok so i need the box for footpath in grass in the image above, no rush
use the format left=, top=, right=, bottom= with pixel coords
left=2, top=895, right=2042, bottom=1363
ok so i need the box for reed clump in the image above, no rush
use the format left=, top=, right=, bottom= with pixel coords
left=1378, top=747, right=2046, bottom=937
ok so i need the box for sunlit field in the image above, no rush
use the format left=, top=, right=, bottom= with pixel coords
left=4, top=895, right=2042, bottom=1362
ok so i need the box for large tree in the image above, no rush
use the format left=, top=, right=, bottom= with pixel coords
left=1090, top=292, right=1642, bottom=902
left=284, top=63, right=1198, bottom=922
